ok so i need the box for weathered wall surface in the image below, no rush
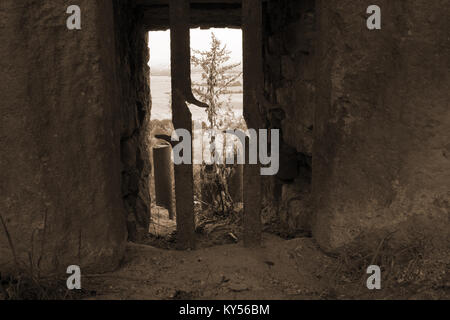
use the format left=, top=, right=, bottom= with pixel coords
left=114, top=0, right=152, bottom=241
left=313, top=0, right=450, bottom=251
left=261, top=0, right=315, bottom=235
left=0, top=0, right=132, bottom=273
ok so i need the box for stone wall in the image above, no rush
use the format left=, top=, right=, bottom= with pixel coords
left=260, top=0, right=449, bottom=252
left=0, top=0, right=152, bottom=274
left=260, top=0, right=316, bottom=235
left=0, top=0, right=128, bottom=273
left=113, top=0, right=152, bottom=241
left=313, top=0, right=450, bottom=252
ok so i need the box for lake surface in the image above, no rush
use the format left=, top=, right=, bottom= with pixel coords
left=150, top=74, right=243, bottom=121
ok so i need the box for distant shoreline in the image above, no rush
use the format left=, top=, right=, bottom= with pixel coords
left=151, top=69, right=242, bottom=77
left=150, top=74, right=243, bottom=89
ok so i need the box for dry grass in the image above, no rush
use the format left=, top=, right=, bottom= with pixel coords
left=320, top=232, right=449, bottom=299
left=0, top=272, right=94, bottom=300
left=0, top=212, right=93, bottom=300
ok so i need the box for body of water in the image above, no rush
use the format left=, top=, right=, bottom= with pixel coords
left=150, top=74, right=243, bottom=121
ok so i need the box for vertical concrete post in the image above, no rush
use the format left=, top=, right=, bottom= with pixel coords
left=201, top=164, right=215, bottom=210
left=153, top=145, right=175, bottom=219
left=169, top=0, right=196, bottom=249
left=243, top=137, right=262, bottom=247
left=228, top=164, right=243, bottom=203
left=242, top=0, right=264, bottom=247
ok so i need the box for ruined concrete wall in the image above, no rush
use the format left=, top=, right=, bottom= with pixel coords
left=0, top=0, right=126, bottom=273
left=113, top=0, right=152, bottom=241
left=313, top=0, right=450, bottom=251
left=261, top=0, right=316, bottom=235
left=0, top=0, right=146, bottom=273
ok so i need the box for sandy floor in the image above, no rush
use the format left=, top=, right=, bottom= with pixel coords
left=81, top=233, right=449, bottom=300
left=83, top=235, right=332, bottom=299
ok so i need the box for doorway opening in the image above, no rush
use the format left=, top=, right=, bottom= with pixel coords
left=146, top=28, right=245, bottom=249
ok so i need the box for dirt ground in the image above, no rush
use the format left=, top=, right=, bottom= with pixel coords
left=82, top=233, right=449, bottom=300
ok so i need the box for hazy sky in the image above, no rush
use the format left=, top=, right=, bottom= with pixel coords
left=148, top=28, right=242, bottom=69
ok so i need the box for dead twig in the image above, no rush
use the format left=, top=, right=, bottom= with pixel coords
left=0, top=213, right=19, bottom=269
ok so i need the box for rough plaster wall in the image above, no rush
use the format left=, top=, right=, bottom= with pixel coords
left=261, top=0, right=316, bottom=235
left=0, top=0, right=127, bottom=273
left=313, top=0, right=450, bottom=252
left=113, top=0, right=152, bottom=241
